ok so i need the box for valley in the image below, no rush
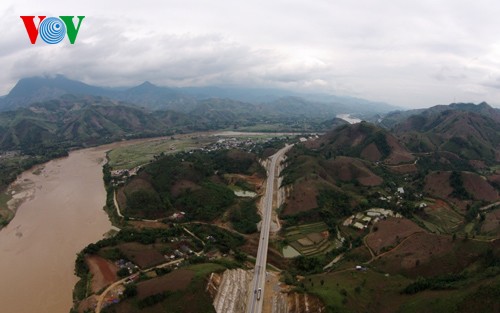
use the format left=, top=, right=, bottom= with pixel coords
left=67, top=102, right=500, bottom=313
left=4, top=1, right=500, bottom=312
left=0, top=76, right=499, bottom=313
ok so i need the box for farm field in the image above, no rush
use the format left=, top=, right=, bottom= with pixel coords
left=481, top=207, right=500, bottom=236
left=107, top=136, right=209, bottom=170
left=284, top=222, right=340, bottom=257
left=103, top=263, right=226, bottom=313
left=365, top=217, right=424, bottom=255
left=370, top=232, right=490, bottom=278
left=137, top=269, right=195, bottom=299
left=414, top=199, right=463, bottom=234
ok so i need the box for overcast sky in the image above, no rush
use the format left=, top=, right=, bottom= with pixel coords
left=2, top=1, right=500, bottom=108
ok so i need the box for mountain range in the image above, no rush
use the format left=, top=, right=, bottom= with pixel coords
left=0, top=75, right=397, bottom=114
left=2, top=76, right=499, bottom=164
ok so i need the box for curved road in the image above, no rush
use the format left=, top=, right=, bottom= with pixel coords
left=94, top=228, right=203, bottom=313
left=247, top=145, right=292, bottom=313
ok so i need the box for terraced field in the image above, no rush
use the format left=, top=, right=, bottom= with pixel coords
left=414, top=199, right=463, bottom=234
left=284, top=222, right=340, bottom=256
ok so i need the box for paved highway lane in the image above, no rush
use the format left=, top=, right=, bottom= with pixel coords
left=247, top=144, right=292, bottom=313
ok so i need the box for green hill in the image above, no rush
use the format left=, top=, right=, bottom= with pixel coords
left=0, top=95, right=189, bottom=154
left=116, top=149, right=265, bottom=221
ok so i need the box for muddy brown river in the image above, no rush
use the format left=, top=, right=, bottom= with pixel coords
left=0, top=146, right=115, bottom=313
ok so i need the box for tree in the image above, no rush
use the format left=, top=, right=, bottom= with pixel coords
left=122, top=284, right=137, bottom=298
left=126, top=189, right=163, bottom=213
left=234, top=250, right=247, bottom=263
left=117, top=268, right=129, bottom=278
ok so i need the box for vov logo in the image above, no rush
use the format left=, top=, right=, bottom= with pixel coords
left=20, top=16, right=85, bottom=44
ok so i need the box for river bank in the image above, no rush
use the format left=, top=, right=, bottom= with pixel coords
left=0, top=147, right=113, bottom=313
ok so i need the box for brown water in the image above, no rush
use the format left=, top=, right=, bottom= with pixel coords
left=0, top=146, right=114, bottom=313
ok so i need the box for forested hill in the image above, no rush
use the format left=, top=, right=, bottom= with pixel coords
left=0, top=95, right=189, bottom=154
left=115, top=149, right=265, bottom=222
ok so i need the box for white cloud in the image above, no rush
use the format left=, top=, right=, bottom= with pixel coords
left=2, top=0, right=500, bottom=107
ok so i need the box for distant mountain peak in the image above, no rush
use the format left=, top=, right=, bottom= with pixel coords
left=139, top=81, right=156, bottom=88
left=6, top=75, right=104, bottom=100
left=128, top=81, right=162, bottom=92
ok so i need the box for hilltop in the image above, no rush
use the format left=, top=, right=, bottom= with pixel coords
left=280, top=122, right=415, bottom=216
left=391, top=104, right=500, bottom=163
left=379, top=102, right=500, bottom=128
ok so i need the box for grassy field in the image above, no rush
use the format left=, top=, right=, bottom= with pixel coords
left=307, top=269, right=500, bottom=313
left=306, top=269, right=411, bottom=313
left=397, top=276, right=500, bottom=313
left=236, top=123, right=291, bottom=132
left=107, top=137, right=209, bottom=170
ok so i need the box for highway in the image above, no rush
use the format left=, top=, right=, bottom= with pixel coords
left=247, top=144, right=292, bottom=313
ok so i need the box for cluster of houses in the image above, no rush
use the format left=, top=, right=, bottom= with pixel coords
left=343, top=208, right=402, bottom=230
left=165, top=244, right=194, bottom=260
left=378, top=187, right=424, bottom=204
left=110, top=166, right=142, bottom=186
left=203, top=137, right=269, bottom=152
left=298, top=135, right=319, bottom=143
left=115, top=259, right=139, bottom=275
left=110, top=166, right=141, bottom=178
left=378, top=187, right=406, bottom=203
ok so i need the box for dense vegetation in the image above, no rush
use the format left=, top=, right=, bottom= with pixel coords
left=185, top=223, right=246, bottom=253
left=449, top=171, right=472, bottom=200
left=230, top=200, right=260, bottom=234
left=176, top=182, right=235, bottom=221
left=120, top=149, right=264, bottom=221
